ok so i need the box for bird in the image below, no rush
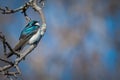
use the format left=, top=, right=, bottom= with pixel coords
left=6, top=20, right=43, bottom=58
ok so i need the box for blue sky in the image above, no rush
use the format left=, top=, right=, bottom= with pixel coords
left=0, top=0, right=119, bottom=80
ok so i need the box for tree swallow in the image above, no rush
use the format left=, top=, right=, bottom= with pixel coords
left=6, top=20, right=43, bottom=58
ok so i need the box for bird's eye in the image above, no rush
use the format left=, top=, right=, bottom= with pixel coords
left=35, top=22, right=40, bottom=26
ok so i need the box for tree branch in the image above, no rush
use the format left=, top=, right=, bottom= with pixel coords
left=0, top=32, right=20, bottom=57
left=0, top=0, right=46, bottom=79
left=0, top=2, right=30, bottom=14
left=31, top=0, right=46, bottom=36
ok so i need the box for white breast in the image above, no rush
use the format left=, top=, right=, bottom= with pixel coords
left=28, top=28, right=41, bottom=44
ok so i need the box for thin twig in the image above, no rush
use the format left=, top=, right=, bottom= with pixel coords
left=0, top=58, right=13, bottom=65
left=0, top=32, right=20, bottom=57
left=0, top=2, right=30, bottom=14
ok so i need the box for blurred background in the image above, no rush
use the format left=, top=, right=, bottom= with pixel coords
left=0, top=0, right=120, bottom=80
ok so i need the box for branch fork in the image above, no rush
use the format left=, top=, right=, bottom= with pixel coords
left=0, top=0, right=46, bottom=79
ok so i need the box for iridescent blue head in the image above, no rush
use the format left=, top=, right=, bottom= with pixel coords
left=26, top=20, right=40, bottom=27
